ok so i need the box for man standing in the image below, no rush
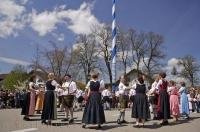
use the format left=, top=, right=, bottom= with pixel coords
left=61, top=74, right=77, bottom=123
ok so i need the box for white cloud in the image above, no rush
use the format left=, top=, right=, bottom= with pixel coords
left=0, top=56, right=31, bottom=66
left=30, top=2, right=102, bottom=36
left=165, top=58, right=188, bottom=83
left=20, top=0, right=29, bottom=5
left=0, top=0, right=27, bottom=38
left=30, top=10, right=60, bottom=36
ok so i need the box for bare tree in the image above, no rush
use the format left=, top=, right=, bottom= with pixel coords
left=117, top=28, right=132, bottom=74
left=142, top=32, right=165, bottom=83
left=129, top=29, right=146, bottom=77
left=74, top=34, right=99, bottom=83
left=178, top=55, right=200, bottom=86
left=32, top=41, right=72, bottom=81
left=92, top=25, right=113, bottom=86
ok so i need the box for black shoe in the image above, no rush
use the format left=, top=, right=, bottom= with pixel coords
left=97, top=125, right=102, bottom=129
left=160, top=121, right=169, bottom=125
left=23, top=117, right=31, bottom=121
left=117, top=119, right=121, bottom=124
left=36, top=111, right=41, bottom=114
left=41, top=120, right=47, bottom=125
left=121, top=120, right=128, bottom=123
left=61, top=118, right=69, bottom=122
left=47, top=121, right=52, bottom=125
left=82, top=125, right=86, bottom=128
left=69, top=119, right=74, bottom=124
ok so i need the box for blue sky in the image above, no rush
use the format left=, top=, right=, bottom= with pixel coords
left=0, top=0, right=200, bottom=73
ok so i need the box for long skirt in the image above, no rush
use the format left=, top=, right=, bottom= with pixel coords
left=41, top=91, right=57, bottom=120
left=170, top=95, right=180, bottom=116
left=21, top=92, right=30, bottom=115
left=132, top=94, right=150, bottom=119
left=157, top=91, right=170, bottom=120
left=180, top=93, right=189, bottom=115
left=28, top=91, right=36, bottom=115
left=35, top=93, right=44, bottom=111
left=82, top=92, right=105, bottom=124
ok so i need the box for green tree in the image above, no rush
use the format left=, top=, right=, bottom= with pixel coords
left=3, top=65, right=29, bottom=90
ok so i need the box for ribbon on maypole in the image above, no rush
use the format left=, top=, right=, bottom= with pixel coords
left=111, top=0, right=117, bottom=91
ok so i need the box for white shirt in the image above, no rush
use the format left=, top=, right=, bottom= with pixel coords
left=62, top=81, right=77, bottom=95
left=129, top=88, right=135, bottom=97
left=115, top=91, right=120, bottom=97
left=76, top=89, right=83, bottom=98
left=149, top=81, right=158, bottom=94
left=156, top=79, right=167, bottom=90
left=102, top=89, right=111, bottom=97
left=118, top=82, right=129, bottom=95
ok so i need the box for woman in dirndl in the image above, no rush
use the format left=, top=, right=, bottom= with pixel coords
left=35, top=83, right=45, bottom=114
left=21, top=75, right=37, bottom=120
left=82, top=71, right=105, bottom=129
left=157, top=72, right=170, bottom=125
left=132, top=76, right=150, bottom=127
left=41, top=73, right=60, bottom=125
left=168, top=80, right=180, bottom=122
left=179, top=82, right=190, bottom=119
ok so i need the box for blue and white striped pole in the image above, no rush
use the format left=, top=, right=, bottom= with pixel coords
left=111, top=0, right=117, bottom=91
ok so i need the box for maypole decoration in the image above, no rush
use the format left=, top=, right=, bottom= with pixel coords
left=111, top=0, right=117, bottom=91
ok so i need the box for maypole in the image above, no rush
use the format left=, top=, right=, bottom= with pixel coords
left=111, top=0, right=117, bottom=91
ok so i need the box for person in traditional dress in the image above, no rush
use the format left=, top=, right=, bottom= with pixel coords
left=75, top=88, right=84, bottom=111
left=21, top=75, right=37, bottom=120
left=132, top=76, right=149, bottom=127
left=82, top=70, right=105, bottom=129
left=179, top=82, right=190, bottom=119
left=102, top=86, right=112, bottom=110
left=148, top=76, right=159, bottom=120
left=61, top=74, right=77, bottom=123
left=35, top=83, right=45, bottom=114
left=129, top=87, right=135, bottom=108
left=116, top=75, right=129, bottom=124
left=168, top=80, right=180, bottom=122
left=156, top=72, right=170, bottom=125
left=41, top=73, right=60, bottom=125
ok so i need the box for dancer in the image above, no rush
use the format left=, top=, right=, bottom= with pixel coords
left=61, top=74, right=77, bottom=123
left=102, top=86, right=112, bottom=110
left=35, top=82, right=45, bottom=114
left=21, top=75, right=37, bottom=120
left=168, top=80, right=180, bottom=122
left=82, top=70, right=105, bottom=129
left=132, top=76, right=149, bottom=127
left=148, top=76, right=159, bottom=120
left=156, top=72, right=170, bottom=125
left=116, top=75, right=129, bottom=124
left=179, top=82, right=190, bottom=119
left=41, top=73, right=60, bottom=125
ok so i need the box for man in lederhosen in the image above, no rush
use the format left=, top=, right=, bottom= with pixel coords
left=61, top=74, right=77, bottom=123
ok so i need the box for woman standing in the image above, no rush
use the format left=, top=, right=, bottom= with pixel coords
left=35, top=83, right=45, bottom=114
left=168, top=80, right=180, bottom=122
left=82, top=71, right=105, bottom=129
left=132, top=76, right=149, bottom=127
left=157, top=72, right=170, bottom=125
left=41, top=73, right=60, bottom=125
left=21, top=75, right=37, bottom=120
left=179, top=82, right=189, bottom=119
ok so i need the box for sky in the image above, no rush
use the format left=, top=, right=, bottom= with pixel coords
left=0, top=0, right=200, bottom=74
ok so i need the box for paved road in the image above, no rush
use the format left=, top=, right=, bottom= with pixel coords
left=0, top=109, right=200, bottom=132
